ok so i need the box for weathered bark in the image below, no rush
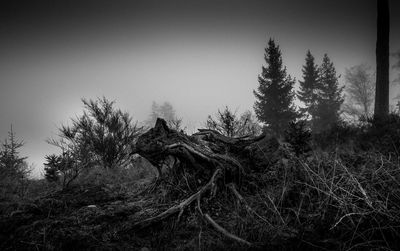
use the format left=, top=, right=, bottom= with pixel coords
left=374, top=0, right=390, bottom=118
left=136, top=118, right=268, bottom=182
left=132, top=118, right=279, bottom=246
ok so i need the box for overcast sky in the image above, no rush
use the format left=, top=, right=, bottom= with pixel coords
left=0, top=0, right=399, bottom=178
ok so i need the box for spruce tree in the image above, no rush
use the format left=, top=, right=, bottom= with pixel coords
left=297, top=50, right=319, bottom=120
left=0, top=125, right=30, bottom=198
left=313, top=54, right=344, bottom=132
left=0, top=125, right=28, bottom=178
left=253, top=39, right=298, bottom=135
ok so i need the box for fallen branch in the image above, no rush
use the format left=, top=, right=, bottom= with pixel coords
left=166, top=143, right=211, bottom=163
left=228, top=183, right=271, bottom=226
left=133, top=168, right=222, bottom=229
left=194, top=129, right=265, bottom=146
left=204, top=213, right=252, bottom=246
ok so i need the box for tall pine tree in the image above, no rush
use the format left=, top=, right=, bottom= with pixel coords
left=297, top=50, right=319, bottom=120
left=313, top=54, right=344, bottom=132
left=253, top=39, right=298, bottom=135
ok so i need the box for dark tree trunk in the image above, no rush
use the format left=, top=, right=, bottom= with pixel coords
left=374, top=0, right=390, bottom=118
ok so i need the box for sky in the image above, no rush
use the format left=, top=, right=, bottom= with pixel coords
left=0, top=0, right=399, bottom=178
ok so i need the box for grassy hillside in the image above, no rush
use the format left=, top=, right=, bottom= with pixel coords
left=1, top=116, right=400, bottom=250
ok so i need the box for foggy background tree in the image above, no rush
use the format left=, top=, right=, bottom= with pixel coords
left=45, top=97, right=141, bottom=182
left=343, top=64, right=375, bottom=119
left=253, top=39, right=298, bottom=135
left=146, top=101, right=185, bottom=131
left=238, top=110, right=263, bottom=136
left=297, top=50, right=319, bottom=122
left=313, top=54, right=344, bottom=132
left=206, top=107, right=261, bottom=137
left=374, top=0, right=390, bottom=118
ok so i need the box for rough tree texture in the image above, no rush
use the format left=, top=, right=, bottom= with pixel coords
left=133, top=118, right=279, bottom=245
left=136, top=118, right=269, bottom=179
left=374, top=0, right=390, bottom=118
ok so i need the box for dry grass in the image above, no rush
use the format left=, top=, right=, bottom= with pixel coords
left=245, top=149, right=400, bottom=250
left=2, top=132, right=400, bottom=250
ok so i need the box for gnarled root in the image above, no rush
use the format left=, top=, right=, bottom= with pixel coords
left=133, top=119, right=258, bottom=246
left=132, top=168, right=253, bottom=246
left=133, top=168, right=221, bottom=229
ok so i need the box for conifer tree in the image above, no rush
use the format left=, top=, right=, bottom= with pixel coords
left=313, top=54, right=344, bottom=132
left=0, top=125, right=31, bottom=198
left=253, top=39, right=298, bottom=135
left=0, top=125, right=28, bottom=178
left=297, top=50, right=319, bottom=119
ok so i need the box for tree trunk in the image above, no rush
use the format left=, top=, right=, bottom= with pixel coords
left=374, top=0, right=390, bottom=118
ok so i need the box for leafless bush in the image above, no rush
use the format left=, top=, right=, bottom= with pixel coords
left=260, top=150, right=400, bottom=249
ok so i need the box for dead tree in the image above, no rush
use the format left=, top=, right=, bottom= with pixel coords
left=133, top=118, right=278, bottom=246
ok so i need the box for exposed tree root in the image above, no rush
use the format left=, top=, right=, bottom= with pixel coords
left=132, top=118, right=270, bottom=246
left=204, top=213, right=252, bottom=247
left=132, top=168, right=253, bottom=247
left=194, top=129, right=265, bottom=146
left=133, top=168, right=221, bottom=229
left=165, top=142, right=244, bottom=177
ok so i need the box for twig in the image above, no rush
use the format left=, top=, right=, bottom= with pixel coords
left=198, top=227, right=202, bottom=251
left=266, top=194, right=285, bottom=225
left=133, top=169, right=221, bottom=229
left=339, top=162, right=373, bottom=207
left=204, top=213, right=252, bottom=246
left=228, top=183, right=271, bottom=226
left=330, top=212, right=367, bottom=230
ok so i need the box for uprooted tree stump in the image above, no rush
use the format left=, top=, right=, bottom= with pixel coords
left=133, top=118, right=283, bottom=247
